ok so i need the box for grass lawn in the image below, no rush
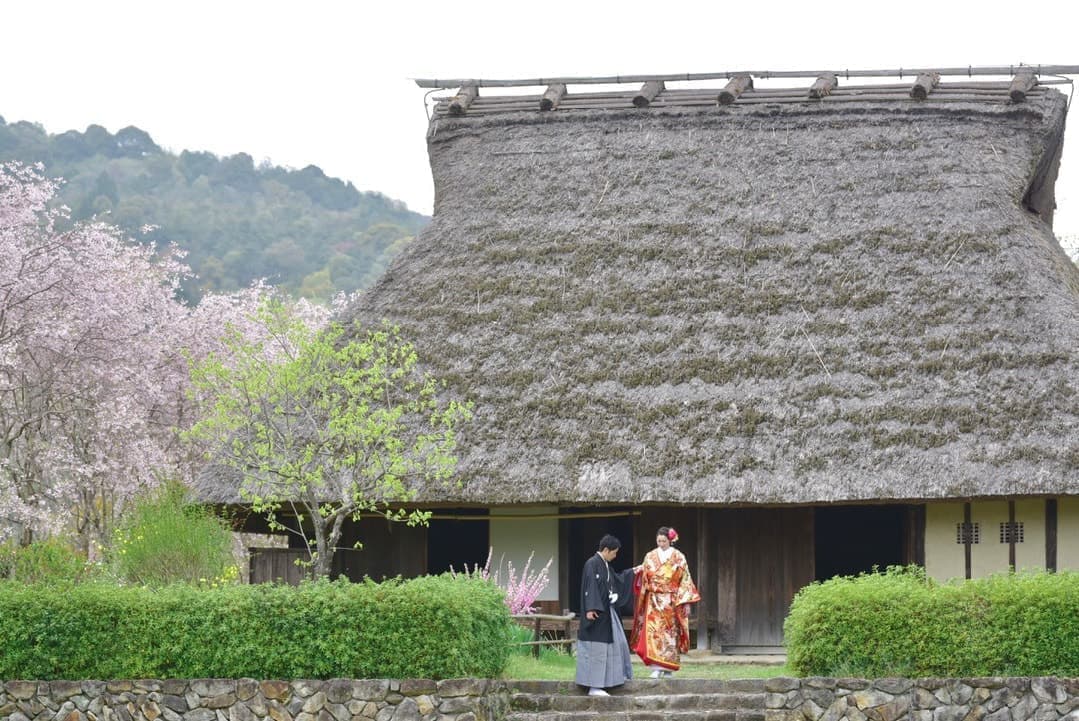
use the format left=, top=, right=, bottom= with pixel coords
left=503, top=651, right=790, bottom=680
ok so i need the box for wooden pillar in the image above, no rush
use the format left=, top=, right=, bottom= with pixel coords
left=696, top=507, right=713, bottom=650
left=715, top=509, right=737, bottom=650
left=532, top=616, right=541, bottom=658
left=559, top=514, right=571, bottom=613
left=1007, top=500, right=1017, bottom=570
left=963, top=502, right=973, bottom=579
left=903, top=504, right=926, bottom=566
left=1046, top=499, right=1058, bottom=572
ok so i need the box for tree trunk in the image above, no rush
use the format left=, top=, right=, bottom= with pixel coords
left=312, top=519, right=333, bottom=579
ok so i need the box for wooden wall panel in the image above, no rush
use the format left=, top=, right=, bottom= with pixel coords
left=336, top=517, right=427, bottom=581
left=715, top=507, right=814, bottom=648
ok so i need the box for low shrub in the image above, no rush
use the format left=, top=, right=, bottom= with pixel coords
left=110, top=480, right=236, bottom=587
left=785, top=566, right=1079, bottom=677
left=0, top=537, right=92, bottom=584
left=0, top=574, right=512, bottom=679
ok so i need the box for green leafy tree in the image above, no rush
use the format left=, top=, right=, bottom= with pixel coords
left=187, top=303, right=471, bottom=578
left=0, top=118, right=428, bottom=301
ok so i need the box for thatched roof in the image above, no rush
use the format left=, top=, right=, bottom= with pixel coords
left=199, top=81, right=1079, bottom=507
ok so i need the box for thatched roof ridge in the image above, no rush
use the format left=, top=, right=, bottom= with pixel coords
left=196, top=91, right=1079, bottom=506
left=429, top=80, right=1054, bottom=117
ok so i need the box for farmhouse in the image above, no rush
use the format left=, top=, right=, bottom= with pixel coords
left=199, top=69, right=1079, bottom=652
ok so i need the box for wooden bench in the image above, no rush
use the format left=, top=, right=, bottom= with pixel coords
left=511, top=613, right=577, bottom=658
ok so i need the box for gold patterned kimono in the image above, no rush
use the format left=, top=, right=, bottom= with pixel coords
left=630, top=547, right=701, bottom=670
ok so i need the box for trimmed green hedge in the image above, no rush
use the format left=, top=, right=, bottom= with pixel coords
left=0, top=575, right=512, bottom=679
left=785, top=567, right=1079, bottom=677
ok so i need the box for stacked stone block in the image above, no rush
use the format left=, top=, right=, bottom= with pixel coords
left=0, top=678, right=510, bottom=721
left=764, top=677, right=1079, bottom=721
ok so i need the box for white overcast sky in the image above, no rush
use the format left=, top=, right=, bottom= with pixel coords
left=3, top=0, right=1078, bottom=248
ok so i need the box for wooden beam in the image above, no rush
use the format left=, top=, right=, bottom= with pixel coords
left=539, top=83, right=567, bottom=111
left=718, top=75, right=753, bottom=105
left=1009, top=72, right=1038, bottom=102
left=449, top=85, right=479, bottom=115
left=808, top=74, right=838, bottom=99
left=909, top=72, right=941, bottom=100
left=633, top=80, right=664, bottom=107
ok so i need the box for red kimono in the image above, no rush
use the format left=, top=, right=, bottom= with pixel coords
left=630, top=547, right=701, bottom=670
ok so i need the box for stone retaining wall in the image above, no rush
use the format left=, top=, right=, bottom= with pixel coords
left=8, top=676, right=1079, bottom=721
left=0, top=678, right=510, bottom=721
left=764, top=676, right=1079, bottom=721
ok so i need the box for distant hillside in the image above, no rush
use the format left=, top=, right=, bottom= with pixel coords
left=0, top=115, right=429, bottom=301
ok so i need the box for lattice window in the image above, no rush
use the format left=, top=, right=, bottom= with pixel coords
left=999, top=521, right=1025, bottom=544
left=956, top=522, right=980, bottom=544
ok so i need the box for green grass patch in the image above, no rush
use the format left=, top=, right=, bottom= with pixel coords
left=501, top=653, right=788, bottom=680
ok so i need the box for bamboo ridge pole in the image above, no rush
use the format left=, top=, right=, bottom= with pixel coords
left=415, top=64, right=1079, bottom=89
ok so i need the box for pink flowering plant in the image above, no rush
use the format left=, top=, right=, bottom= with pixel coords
left=452, top=547, right=553, bottom=615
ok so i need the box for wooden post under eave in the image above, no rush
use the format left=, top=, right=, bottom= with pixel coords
left=633, top=80, right=665, bottom=108
left=540, top=83, right=567, bottom=111
left=808, top=74, right=838, bottom=99
left=718, top=75, right=753, bottom=105
left=909, top=72, right=941, bottom=100
left=1009, top=73, right=1038, bottom=102
left=449, top=85, right=479, bottom=115
left=696, top=508, right=714, bottom=650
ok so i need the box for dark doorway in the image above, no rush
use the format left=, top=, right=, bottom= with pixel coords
left=426, top=508, right=489, bottom=575
left=566, top=510, right=635, bottom=615
left=814, top=505, right=905, bottom=581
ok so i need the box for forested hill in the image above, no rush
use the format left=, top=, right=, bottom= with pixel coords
left=0, top=115, right=429, bottom=301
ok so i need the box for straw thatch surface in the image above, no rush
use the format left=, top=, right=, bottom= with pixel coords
left=197, top=91, right=1079, bottom=506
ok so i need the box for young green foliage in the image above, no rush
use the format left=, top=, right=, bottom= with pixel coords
left=0, top=537, right=94, bottom=584
left=110, top=480, right=236, bottom=587
left=188, top=301, right=471, bottom=578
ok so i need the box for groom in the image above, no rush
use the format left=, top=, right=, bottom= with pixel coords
left=575, top=534, right=637, bottom=696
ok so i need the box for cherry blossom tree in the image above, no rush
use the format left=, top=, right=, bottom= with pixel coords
left=0, top=163, right=284, bottom=550
left=1, top=162, right=189, bottom=546
left=0, top=161, right=363, bottom=554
